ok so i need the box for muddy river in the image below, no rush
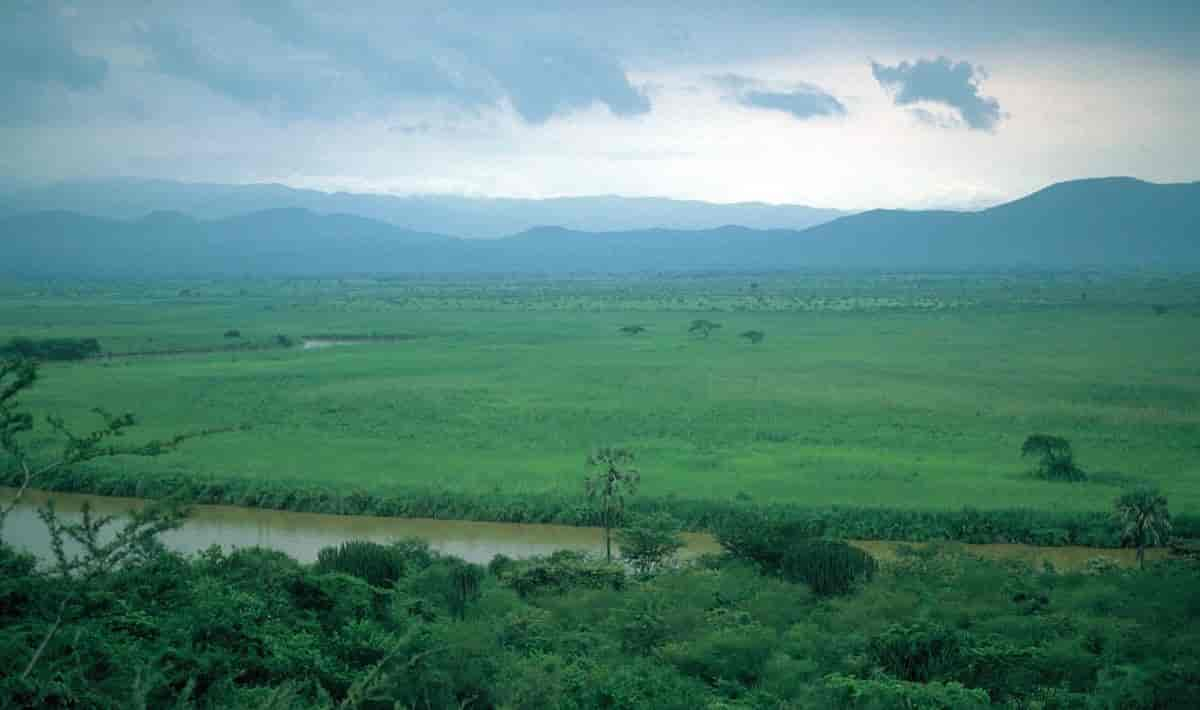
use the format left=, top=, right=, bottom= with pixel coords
left=2, top=488, right=1162, bottom=570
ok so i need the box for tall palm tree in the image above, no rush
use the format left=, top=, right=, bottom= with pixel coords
left=585, top=447, right=640, bottom=562
left=1115, top=486, right=1172, bottom=569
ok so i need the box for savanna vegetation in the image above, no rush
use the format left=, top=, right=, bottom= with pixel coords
left=1, top=272, right=1199, bottom=545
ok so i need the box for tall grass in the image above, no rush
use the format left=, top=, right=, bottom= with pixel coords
left=9, top=466, right=1197, bottom=547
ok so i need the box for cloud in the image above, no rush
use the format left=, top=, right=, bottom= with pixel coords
left=239, top=0, right=463, bottom=101
left=713, top=73, right=845, bottom=120
left=742, top=88, right=846, bottom=119
left=0, top=3, right=108, bottom=91
left=871, top=56, right=1003, bottom=131
left=139, top=23, right=324, bottom=115
left=133, top=0, right=649, bottom=124
left=479, top=40, right=650, bottom=123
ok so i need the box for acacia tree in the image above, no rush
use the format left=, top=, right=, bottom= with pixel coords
left=2, top=356, right=230, bottom=678
left=619, top=325, right=647, bottom=336
left=1021, top=434, right=1085, bottom=482
left=20, top=499, right=187, bottom=680
left=739, top=330, right=765, bottom=345
left=1115, top=486, right=1172, bottom=569
left=585, top=447, right=640, bottom=562
left=1, top=357, right=229, bottom=533
left=616, top=512, right=684, bottom=576
left=688, top=320, right=722, bottom=339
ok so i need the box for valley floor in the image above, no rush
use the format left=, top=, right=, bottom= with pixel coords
left=3, top=272, right=1199, bottom=525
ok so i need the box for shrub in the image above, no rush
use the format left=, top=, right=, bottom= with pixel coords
left=616, top=513, right=685, bottom=576
left=223, top=329, right=242, bottom=338
left=713, top=513, right=825, bottom=571
left=313, top=540, right=405, bottom=588
left=503, top=551, right=625, bottom=598
left=487, top=553, right=514, bottom=577
left=401, top=558, right=485, bottom=619
left=866, top=623, right=966, bottom=683
left=780, top=538, right=877, bottom=596
left=821, top=673, right=990, bottom=709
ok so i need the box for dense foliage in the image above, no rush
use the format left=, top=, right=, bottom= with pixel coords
left=3, top=527, right=1198, bottom=708
left=0, top=337, right=101, bottom=362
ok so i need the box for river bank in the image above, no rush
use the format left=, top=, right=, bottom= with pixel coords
left=5, top=467, right=1198, bottom=549
left=3, top=487, right=1170, bottom=570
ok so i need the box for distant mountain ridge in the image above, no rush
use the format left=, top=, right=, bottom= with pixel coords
left=2, top=177, right=1197, bottom=275
left=0, top=178, right=846, bottom=239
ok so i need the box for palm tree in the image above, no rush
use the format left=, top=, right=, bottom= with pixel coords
left=585, top=447, right=640, bottom=562
left=1115, top=486, right=1172, bottom=569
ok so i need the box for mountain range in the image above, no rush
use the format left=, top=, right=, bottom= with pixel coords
left=1, top=177, right=1197, bottom=275
left=0, top=178, right=845, bottom=239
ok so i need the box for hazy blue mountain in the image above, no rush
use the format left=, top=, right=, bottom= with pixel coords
left=2, top=177, right=1197, bottom=275
left=1, top=178, right=846, bottom=238
left=793, top=177, right=1200, bottom=268
left=0, top=208, right=455, bottom=276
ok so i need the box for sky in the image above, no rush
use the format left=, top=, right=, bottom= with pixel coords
left=1, top=1, right=1198, bottom=210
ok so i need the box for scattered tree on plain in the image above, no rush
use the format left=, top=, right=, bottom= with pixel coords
left=1115, top=486, right=1172, bottom=568
left=585, top=447, right=640, bottom=562
left=739, top=330, right=765, bottom=345
left=1021, top=434, right=1086, bottom=482
left=688, top=319, right=721, bottom=338
left=619, top=325, right=647, bottom=336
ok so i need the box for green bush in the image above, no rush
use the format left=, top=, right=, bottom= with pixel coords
left=502, top=551, right=626, bottom=598
left=616, top=512, right=685, bottom=576
left=821, top=673, right=990, bottom=709
left=313, top=540, right=404, bottom=588
left=780, top=538, right=877, bottom=596
left=867, top=623, right=966, bottom=682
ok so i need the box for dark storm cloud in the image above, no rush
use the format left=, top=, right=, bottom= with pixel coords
left=713, top=74, right=845, bottom=120
left=239, top=0, right=463, bottom=100
left=871, top=57, right=1003, bottom=131
left=139, top=23, right=324, bottom=115
left=132, top=0, right=650, bottom=123
left=478, top=40, right=650, bottom=123
left=0, top=3, right=108, bottom=90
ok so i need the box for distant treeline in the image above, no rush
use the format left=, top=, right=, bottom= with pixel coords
left=9, top=466, right=1197, bottom=548
left=0, top=337, right=100, bottom=361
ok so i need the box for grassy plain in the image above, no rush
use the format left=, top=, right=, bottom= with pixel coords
left=2, top=272, right=1199, bottom=518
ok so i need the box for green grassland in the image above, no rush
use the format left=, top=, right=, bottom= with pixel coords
left=3, top=272, right=1199, bottom=519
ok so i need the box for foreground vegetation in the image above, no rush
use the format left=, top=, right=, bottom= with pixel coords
left=3, top=506, right=1198, bottom=709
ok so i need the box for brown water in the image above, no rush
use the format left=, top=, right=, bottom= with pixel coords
left=301, top=339, right=363, bottom=350
left=1, top=488, right=1162, bottom=569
